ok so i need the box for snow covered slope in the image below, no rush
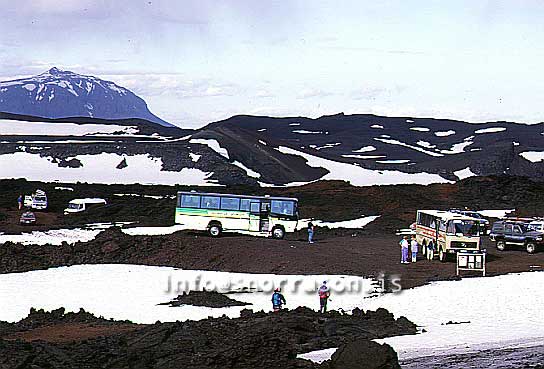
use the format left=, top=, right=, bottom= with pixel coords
left=0, top=68, right=172, bottom=127
left=1, top=110, right=544, bottom=186
left=198, top=113, right=544, bottom=182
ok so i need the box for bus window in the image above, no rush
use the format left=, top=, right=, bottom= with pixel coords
left=240, top=199, right=251, bottom=211
left=221, top=197, right=240, bottom=211
left=181, top=194, right=200, bottom=208
left=271, top=200, right=295, bottom=216
left=250, top=202, right=260, bottom=213
left=201, top=196, right=220, bottom=209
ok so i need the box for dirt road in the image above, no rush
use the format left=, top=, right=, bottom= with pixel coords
left=1, top=227, right=542, bottom=290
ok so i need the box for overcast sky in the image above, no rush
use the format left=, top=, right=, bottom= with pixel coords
left=1, top=0, right=543, bottom=128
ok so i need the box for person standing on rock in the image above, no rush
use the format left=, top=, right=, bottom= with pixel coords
left=410, top=236, right=418, bottom=263
left=17, top=194, right=23, bottom=210
left=400, top=236, right=409, bottom=264
left=271, top=288, right=286, bottom=312
left=318, top=281, right=330, bottom=313
left=308, top=221, right=315, bottom=244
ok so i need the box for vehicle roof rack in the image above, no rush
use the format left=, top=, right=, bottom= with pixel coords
left=500, top=217, right=535, bottom=222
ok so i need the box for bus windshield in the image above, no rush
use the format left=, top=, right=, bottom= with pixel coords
left=448, top=220, right=479, bottom=236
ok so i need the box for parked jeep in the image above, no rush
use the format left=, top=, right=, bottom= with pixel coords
left=489, top=220, right=543, bottom=254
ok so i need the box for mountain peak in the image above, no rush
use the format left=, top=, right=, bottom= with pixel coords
left=43, top=67, right=76, bottom=78
left=0, top=68, right=173, bottom=127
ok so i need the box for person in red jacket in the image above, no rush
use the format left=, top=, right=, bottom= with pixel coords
left=318, top=281, right=330, bottom=313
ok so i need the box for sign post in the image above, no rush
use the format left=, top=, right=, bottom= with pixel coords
left=456, top=250, right=486, bottom=277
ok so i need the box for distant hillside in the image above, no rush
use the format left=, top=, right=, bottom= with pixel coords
left=0, top=68, right=172, bottom=127
left=1, top=111, right=544, bottom=186
left=196, top=113, right=544, bottom=182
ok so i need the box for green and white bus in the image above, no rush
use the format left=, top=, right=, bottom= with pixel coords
left=175, top=191, right=299, bottom=239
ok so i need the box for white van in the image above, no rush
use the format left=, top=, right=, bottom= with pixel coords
left=24, top=190, right=48, bottom=210
left=64, top=198, right=107, bottom=214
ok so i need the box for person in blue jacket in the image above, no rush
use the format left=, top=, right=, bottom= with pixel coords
left=271, top=288, right=286, bottom=312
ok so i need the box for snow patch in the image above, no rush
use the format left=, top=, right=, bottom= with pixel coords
left=189, top=139, right=230, bottom=159
left=232, top=161, right=261, bottom=178
left=365, top=272, right=544, bottom=360
left=376, top=159, right=410, bottom=164
left=22, top=83, right=36, bottom=91
left=416, top=141, right=436, bottom=149
left=275, top=146, right=450, bottom=186
left=477, top=209, right=515, bottom=218
left=342, top=155, right=386, bottom=159
left=189, top=153, right=201, bottom=163
left=434, top=130, right=456, bottom=137
left=297, top=348, right=338, bottom=364
left=0, top=152, right=216, bottom=186
left=292, top=130, right=323, bottom=134
left=298, top=215, right=380, bottom=230
left=352, top=145, right=376, bottom=153
left=474, top=127, right=506, bottom=134
left=54, top=186, right=74, bottom=191
left=0, top=264, right=374, bottom=323
left=309, top=142, right=341, bottom=150
left=519, top=151, right=544, bottom=163
left=107, top=83, right=127, bottom=95
left=0, top=228, right=102, bottom=246
left=409, top=127, right=430, bottom=132
left=454, top=167, right=477, bottom=179
left=0, top=120, right=139, bottom=136
left=374, top=138, right=443, bottom=157
left=113, top=193, right=166, bottom=200
left=122, top=225, right=189, bottom=236
left=440, top=136, right=474, bottom=154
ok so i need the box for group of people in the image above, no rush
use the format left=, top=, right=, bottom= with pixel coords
left=271, top=281, right=330, bottom=313
left=399, top=235, right=419, bottom=263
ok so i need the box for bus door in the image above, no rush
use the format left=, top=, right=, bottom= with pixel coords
left=259, top=201, right=270, bottom=232
left=249, top=202, right=261, bottom=232
left=438, top=220, right=447, bottom=250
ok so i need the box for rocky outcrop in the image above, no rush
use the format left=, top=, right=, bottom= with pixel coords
left=325, top=339, right=401, bottom=369
left=0, top=307, right=412, bottom=369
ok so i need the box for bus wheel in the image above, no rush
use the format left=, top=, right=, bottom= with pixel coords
left=208, top=223, right=222, bottom=237
left=526, top=242, right=537, bottom=254
left=496, top=240, right=506, bottom=251
left=439, top=248, right=447, bottom=262
left=271, top=226, right=285, bottom=239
